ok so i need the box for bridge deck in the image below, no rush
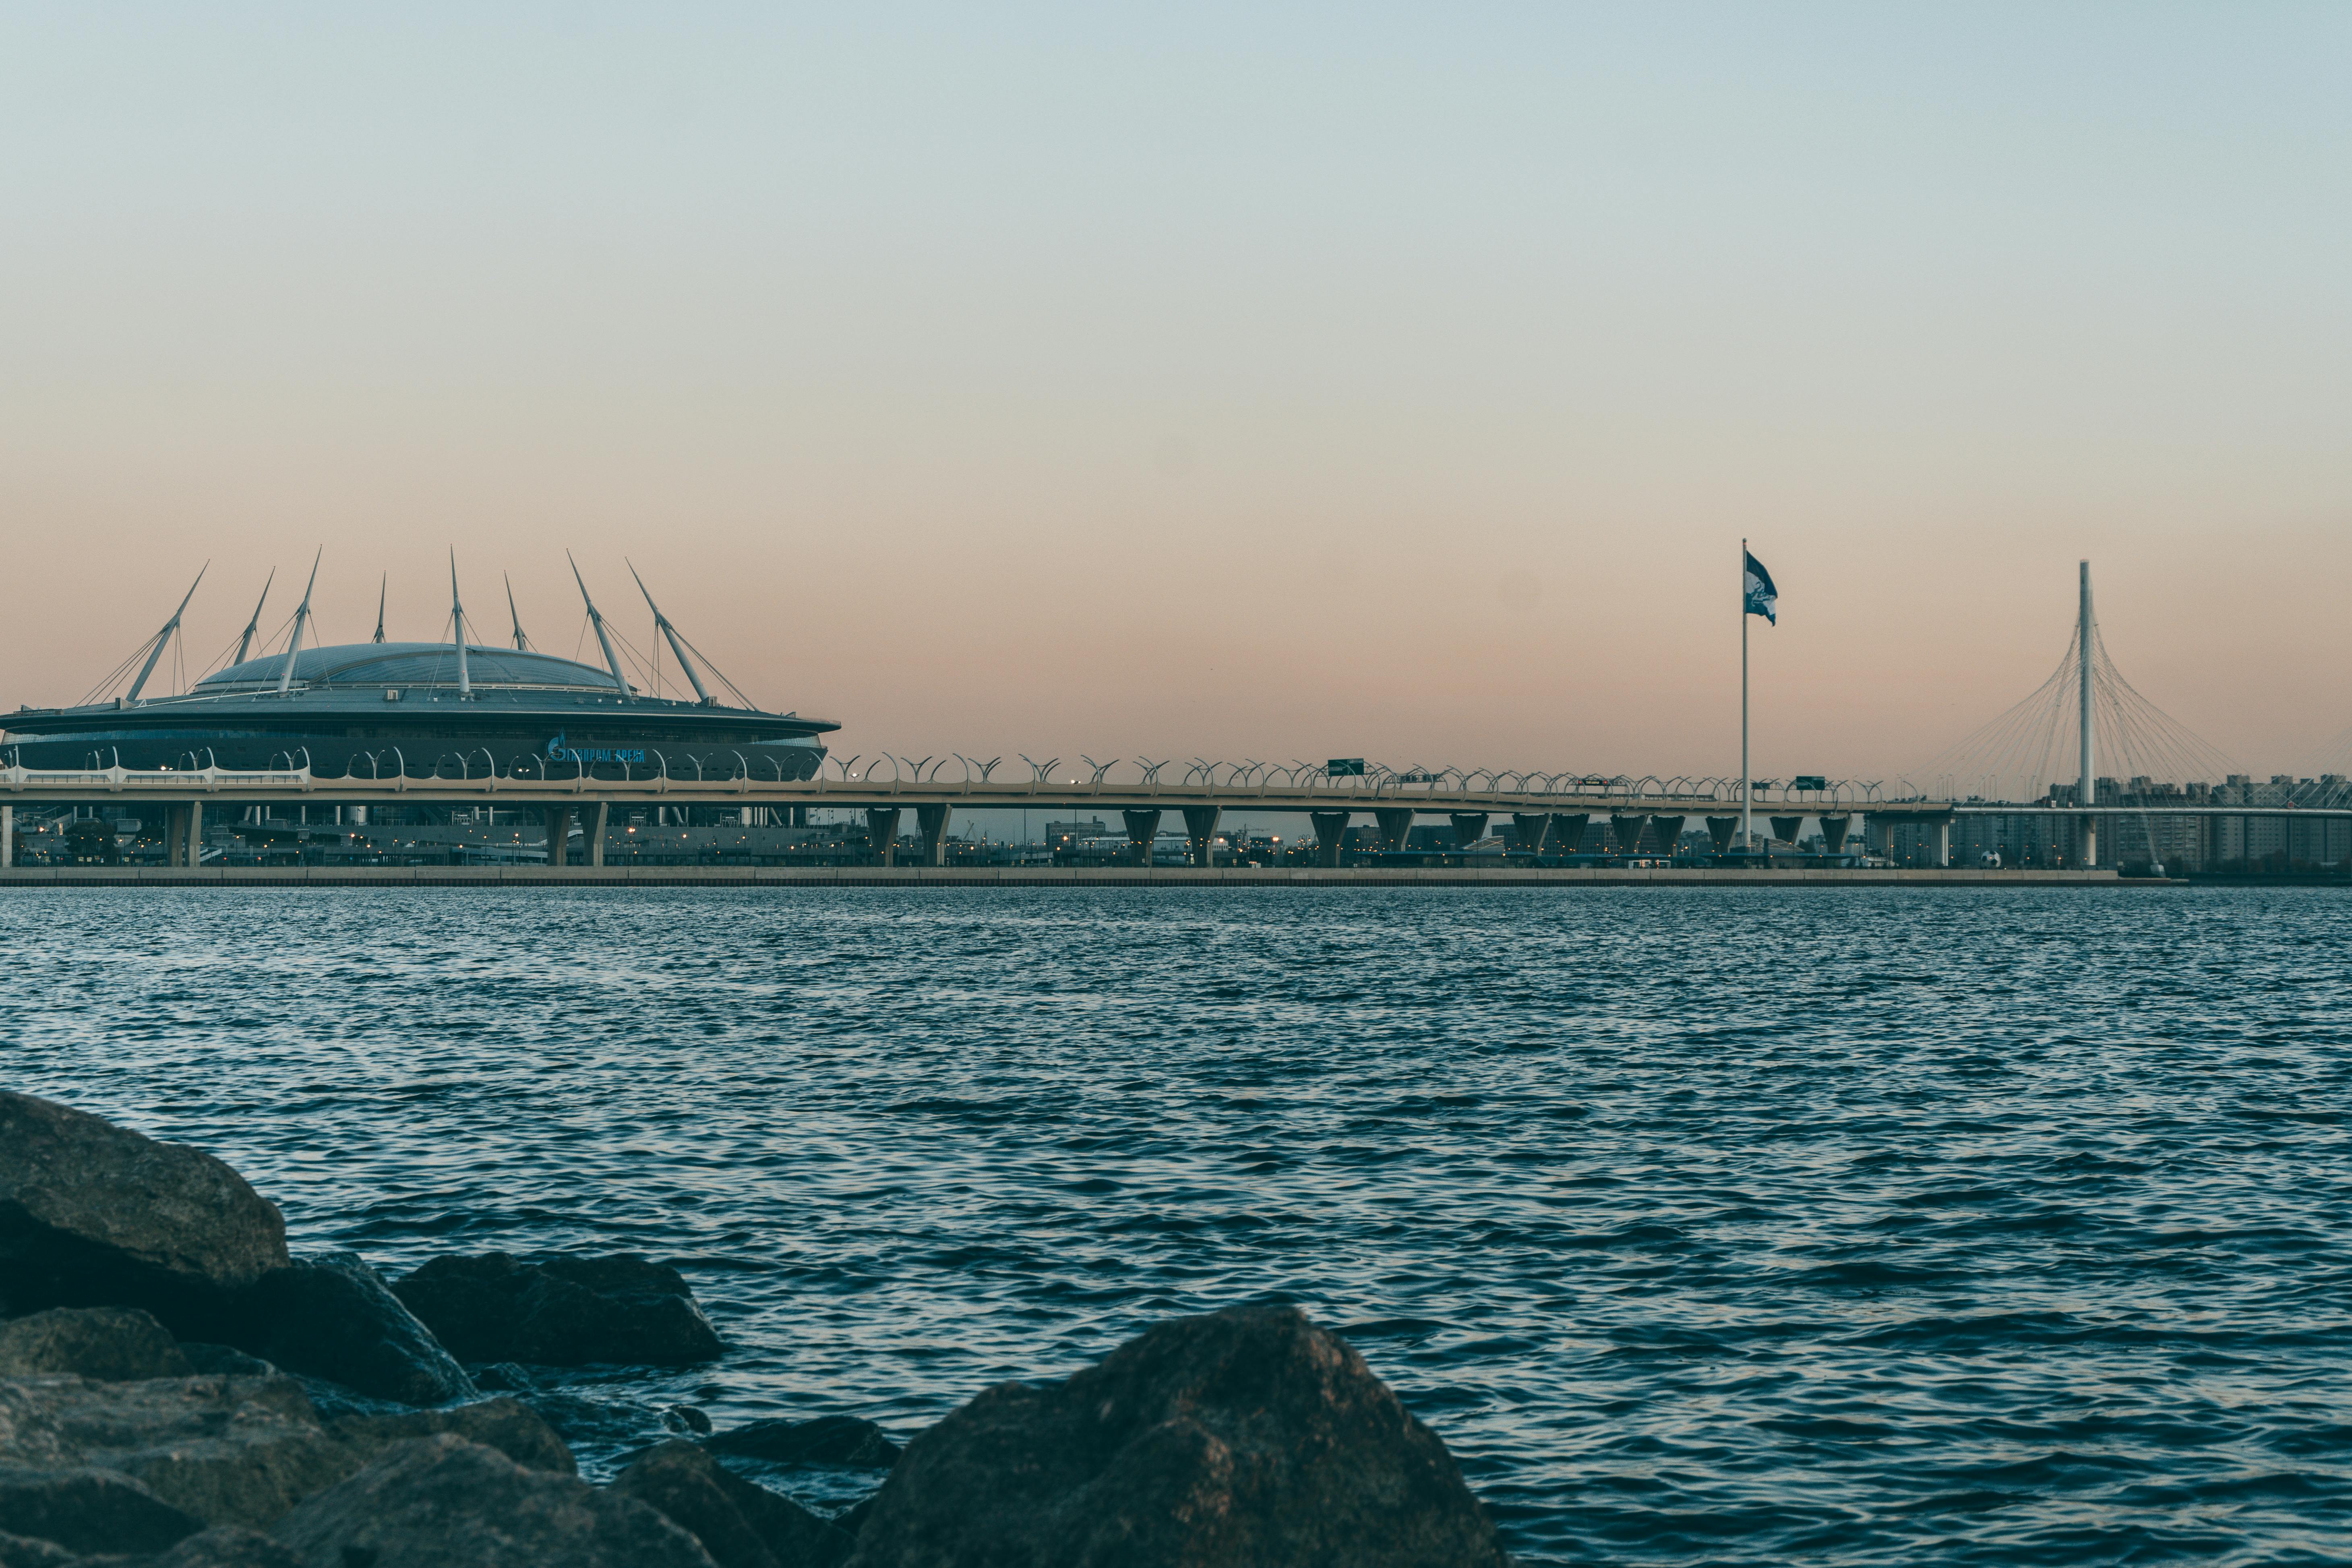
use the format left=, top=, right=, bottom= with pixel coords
left=0, top=765, right=1937, bottom=817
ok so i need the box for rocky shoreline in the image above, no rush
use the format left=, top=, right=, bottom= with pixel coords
left=0, top=1090, right=1510, bottom=1566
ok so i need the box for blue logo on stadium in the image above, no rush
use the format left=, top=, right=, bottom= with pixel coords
left=544, top=731, right=645, bottom=765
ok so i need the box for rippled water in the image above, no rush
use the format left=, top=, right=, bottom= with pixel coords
left=3, top=886, right=2349, bottom=1563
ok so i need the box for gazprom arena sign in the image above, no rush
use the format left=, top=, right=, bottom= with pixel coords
left=545, top=732, right=647, bottom=765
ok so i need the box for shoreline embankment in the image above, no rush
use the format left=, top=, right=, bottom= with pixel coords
left=0, top=866, right=2143, bottom=889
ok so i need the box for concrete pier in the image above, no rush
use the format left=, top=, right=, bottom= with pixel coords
left=1121, top=808, right=1163, bottom=867
left=1183, top=806, right=1220, bottom=867
left=865, top=807, right=902, bottom=867
left=917, top=803, right=954, bottom=867
left=1309, top=810, right=1353, bottom=867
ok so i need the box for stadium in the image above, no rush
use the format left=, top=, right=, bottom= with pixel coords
left=2, top=559, right=836, bottom=782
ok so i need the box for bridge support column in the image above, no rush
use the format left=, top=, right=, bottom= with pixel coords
left=1769, top=815, right=1803, bottom=848
left=917, top=803, right=953, bottom=867
left=1447, top=813, right=1488, bottom=853
left=544, top=806, right=573, bottom=868
left=1508, top=813, right=1551, bottom=856
left=1309, top=810, right=1352, bottom=867
left=1121, top=809, right=1162, bottom=867
left=1818, top=813, right=1851, bottom=857
left=1374, top=808, right=1415, bottom=854
left=865, top=808, right=901, bottom=866
left=1609, top=813, right=1649, bottom=856
left=1706, top=816, right=1738, bottom=856
left=2080, top=816, right=2098, bottom=868
left=1649, top=815, right=1687, bottom=857
left=163, top=806, right=184, bottom=868
left=1549, top=813, right=1589, bottom=855
left=183, top=802, right=202, bottom=867
left=1, top=805, right=11, bottom=869
left=1183, top=806, right=1220, bottom=867
left=587, top=802, right=608, bottom=867
left=1935, top=816, right=1951, bottom=868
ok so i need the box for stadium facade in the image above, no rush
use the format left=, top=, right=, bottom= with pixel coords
left=2, top=562, right=837, bottom=780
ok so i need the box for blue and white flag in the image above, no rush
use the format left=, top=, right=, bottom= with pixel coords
left=1744, top=550, right=1777, bottom=625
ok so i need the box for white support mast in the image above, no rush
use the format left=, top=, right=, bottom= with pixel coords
left=126, top=565, right=207, bottom=702
left=627, top=560, right=712, bottom=705
left=232, top=569, right=273, bottom=665
left=2079, top=559, right=2096, bottom=867
left=449, top=551, right=471, bottom=699
left=568, top=553, right=630, bottom=693
left=275, top=551, right=321, bottom=696
left=505, top=574, right=531, bottom=651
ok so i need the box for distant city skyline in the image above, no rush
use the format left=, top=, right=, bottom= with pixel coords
left=4, top=6, right=2346, bottom=780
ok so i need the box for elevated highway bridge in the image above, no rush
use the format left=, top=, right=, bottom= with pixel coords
left=7, top=760, right=2344, bottom=870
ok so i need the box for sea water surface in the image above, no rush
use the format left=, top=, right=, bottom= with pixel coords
left=2, top=886, right=2348, bottom=1564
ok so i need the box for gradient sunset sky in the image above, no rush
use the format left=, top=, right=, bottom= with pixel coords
left=4, top=5, right=2346, bottom=782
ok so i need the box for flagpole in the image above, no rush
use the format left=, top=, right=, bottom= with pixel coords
left=1740, top=538, right=1750, bottom=858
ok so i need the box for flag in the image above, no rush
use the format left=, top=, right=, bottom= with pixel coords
left=1744, top=551, right=1777, bottom=625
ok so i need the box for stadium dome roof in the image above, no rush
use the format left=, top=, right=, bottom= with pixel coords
left=198, top=642, right=624, bottom=693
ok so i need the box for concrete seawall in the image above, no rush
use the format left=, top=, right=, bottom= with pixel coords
left=0, top=866, right=2134, bottom=889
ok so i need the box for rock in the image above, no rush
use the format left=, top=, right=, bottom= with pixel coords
left=0, top=1374, right=354, bottom=1531
left=0, top=1095, right=288, bottom=1337
left=179, top=1345, right=275, bottom=1378
left=665, top=1405, right=714, bottom=1436
left=0, top=1530, right=81, bottom=1566
left=0, top=1308, right=193, bottom=1381
left=268, top=1434, right=718, bottom=1568
left=232, top=1254, right=475, bottom=1407
left=847, top=1305, right=1509, bottom=1568
left=472, top=1363, right=534, bottom=1391
left=829, top=1496, right=875, bottom=1539
left=328, top=1398, right=576, bottom=1476
left=151, top=1524, right=306, bottom=1566
left=706, top=1417, right=899, bottom=1470
left=511, top=1390, right=668, bottom=1464
left=392, top=1253, right=722, bottom=1366
left=612, top=1441, right=854, bottom=1568
left=0, top=1465, right=203, bottom=1555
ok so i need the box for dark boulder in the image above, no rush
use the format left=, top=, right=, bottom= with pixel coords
left=706, top=1416, right=900, bottom=1470
left=666, top=1405, right=714, bottom=1436
left=0, top=1307, right=193, bottom=1381
left=0, top=1094, right=287, bottom=1337
left=0, top=1373, right=354, bottom=1531
left=0, top=1529, right=80, bottom=1566
left=268, top=1434, right=718, bottom=1568
left=151, top=1524, right=306, bottom=1566
left=179, top=1344, right=276, bottom=1378
left=391, top=1253, right=721, bottom=1366
left=328, top=1397, right=576, bottom=1476
left=232, top=1253, right=475, bottom=1407
left=0, top=1465, right=203, bottom=1555
left=848, top=1305, right=1509, bottom=1568
left=829, top=1496, right=876, bottom=1539
left=612, top=1440, right=854, bottom=1568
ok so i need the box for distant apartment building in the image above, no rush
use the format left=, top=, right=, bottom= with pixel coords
left=1888, top=774, right=2352, bottom=871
